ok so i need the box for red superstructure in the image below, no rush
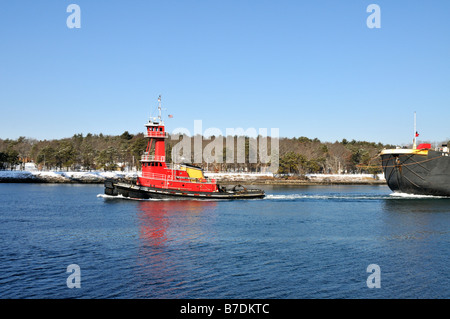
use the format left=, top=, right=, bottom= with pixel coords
left=136, top=96, right=219, bottom=193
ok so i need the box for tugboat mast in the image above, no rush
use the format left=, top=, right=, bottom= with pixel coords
left=158, top=95, right=162, bottom=122
left=152, top=95, right=163, bottom=124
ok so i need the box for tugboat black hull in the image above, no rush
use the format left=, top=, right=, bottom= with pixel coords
left=104, top=180, right=265, bottom=200
left=381, top=150, right=450, bottom=196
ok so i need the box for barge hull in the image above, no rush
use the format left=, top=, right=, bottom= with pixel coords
left=381, top=150, right=450, bottom=196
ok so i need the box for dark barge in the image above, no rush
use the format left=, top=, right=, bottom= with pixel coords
left=380, top=144, right=450, bottom=196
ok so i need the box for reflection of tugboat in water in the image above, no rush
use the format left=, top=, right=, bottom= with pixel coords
left=380, top=117, right=450, bottom=196
left=104, top=96, right=265, bottom=200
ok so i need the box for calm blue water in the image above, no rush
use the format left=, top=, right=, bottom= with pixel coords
left=0, top=183, right=449, bottom=299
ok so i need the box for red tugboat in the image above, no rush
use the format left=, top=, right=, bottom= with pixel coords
left=104, top=96, right=265, bottom=200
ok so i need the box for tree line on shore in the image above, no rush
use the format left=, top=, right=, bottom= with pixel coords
left=0, top=132, right=397, bottom=175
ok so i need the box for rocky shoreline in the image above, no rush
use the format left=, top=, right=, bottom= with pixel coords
left=0, top=171, right=386, bottom=185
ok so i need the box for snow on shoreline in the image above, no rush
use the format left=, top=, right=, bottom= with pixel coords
left=0, top=170, right=385, bottom=183
left=0, top=170, right=138, bottom=183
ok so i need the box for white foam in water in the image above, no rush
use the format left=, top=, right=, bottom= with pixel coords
left=265, top=194, right=387, bottom=200
left=97, top=194, right=113, bottom=198
left=266, top=193, right=450, bottom=200
left=97, top=194, right=136, bottom=200
left=266, top=194, right=309, bottom=200
left=96, top=194, right=157, bottom=201
left=389, top=192, right=447, bottom=199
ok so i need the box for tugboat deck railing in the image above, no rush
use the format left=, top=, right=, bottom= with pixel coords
left=144, top=131, right=169, bottom=138
left=141, top=155, right=166, bottom=162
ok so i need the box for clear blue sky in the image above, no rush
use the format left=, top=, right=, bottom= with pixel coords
left=1, top=0, right=449, bottom=145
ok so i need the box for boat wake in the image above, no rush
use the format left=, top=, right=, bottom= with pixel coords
left=97, top=194, right=171, bottom=201
left=266, top=193, right=449, bottom=201
left=265, top=194, right=390, bottom=201
left=388, top=192, right=448, bottom=199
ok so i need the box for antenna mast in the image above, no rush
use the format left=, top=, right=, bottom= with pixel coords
left=158, top=95, right=162, bottom=121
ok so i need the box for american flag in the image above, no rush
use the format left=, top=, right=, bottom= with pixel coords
left=168, top=114, right=173, bottom=118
